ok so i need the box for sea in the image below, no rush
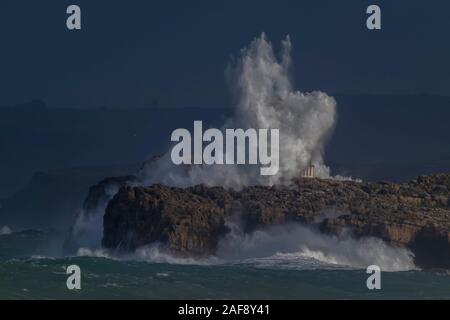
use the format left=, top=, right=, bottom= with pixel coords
left=0, top=227, right=449, bottom=300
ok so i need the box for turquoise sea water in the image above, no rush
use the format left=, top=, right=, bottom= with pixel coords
left=0, top=230, right=449, bottom=300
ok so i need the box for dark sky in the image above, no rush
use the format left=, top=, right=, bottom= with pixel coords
left=0, top=0, right=449, bottom=108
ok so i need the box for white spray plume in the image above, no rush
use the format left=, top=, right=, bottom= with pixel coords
left=69, top=34, right=349, bottom=251
left=138, top=33, right=337, bottom=189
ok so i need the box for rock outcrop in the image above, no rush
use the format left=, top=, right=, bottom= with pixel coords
left=102, top=174, right=450, bottom=269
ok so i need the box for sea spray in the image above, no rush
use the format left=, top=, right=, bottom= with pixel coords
left=216, top=223, right=416, bottom=272
left=137, top=33, right=337, bottom=189
left=66, top=179, right=129, bottom=251
left=78, top=222, right=416, bottom=272
left=68, top=34, right=353, bottom=253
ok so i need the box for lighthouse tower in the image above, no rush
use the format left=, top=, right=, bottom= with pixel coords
left=301, top=165, right=315, bottom=178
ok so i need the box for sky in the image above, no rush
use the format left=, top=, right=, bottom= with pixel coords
left=0, top=0, right=449, bottom=108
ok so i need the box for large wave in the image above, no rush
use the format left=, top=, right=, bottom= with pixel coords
left=216, top=223, right=416, bottom=272
left=137, top=33, right=337, bottom=189
left=70, top=34, right=338, bottom=249
left=77, top=222, right=416, bottom=272
left=69, top=35, right=371, bottom=272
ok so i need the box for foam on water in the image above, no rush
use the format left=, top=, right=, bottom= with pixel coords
left=76, top=222, right=416, bottom=272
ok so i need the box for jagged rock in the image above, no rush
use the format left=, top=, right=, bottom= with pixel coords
left=102, top=173, right=450, bottom=269
left=82, top=176, right=135, bottom=213
left=102, top=185, right=231, bottom=255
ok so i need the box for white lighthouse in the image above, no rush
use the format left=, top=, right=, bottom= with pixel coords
left=301, top=165, right=315, bottom=178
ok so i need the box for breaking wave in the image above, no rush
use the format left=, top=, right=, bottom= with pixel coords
left=77, top=222, right=416, bottom=272
left=68, top=34, right=361, bottom=260
left=138, top=33, right=338, bottom=190
left=216, top=223, right=416, bottom=272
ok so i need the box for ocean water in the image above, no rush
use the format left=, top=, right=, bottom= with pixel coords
left=0, top=230, right=449, bottom=300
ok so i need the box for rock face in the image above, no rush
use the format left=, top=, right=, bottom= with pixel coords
left=102, top=174, right=450, bottom=269
left=103, top=185, right=231, bottom=255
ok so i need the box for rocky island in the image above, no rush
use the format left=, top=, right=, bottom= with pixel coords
left=97, top=173, right=450, bottom=270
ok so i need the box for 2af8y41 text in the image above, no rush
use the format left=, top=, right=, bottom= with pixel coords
left=178, top=304, right=270, bottom=318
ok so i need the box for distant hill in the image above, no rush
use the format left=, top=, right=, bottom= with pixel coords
left=327, top=94, right=450, bottom=181
left=0, top=163, right=141, bottom=231
left=0, top=105, right=231, bottom=198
